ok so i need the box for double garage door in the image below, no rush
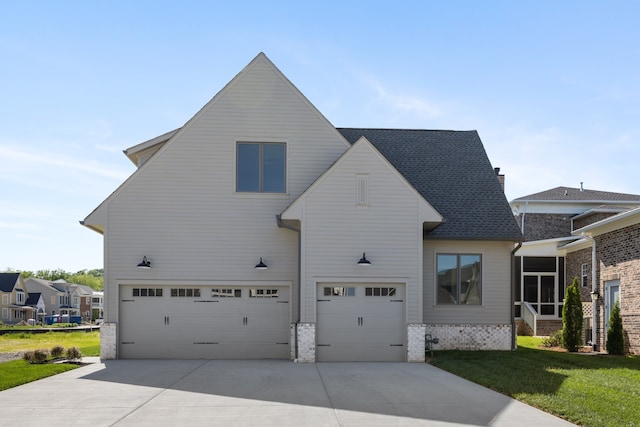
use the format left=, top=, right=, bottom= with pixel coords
left=119, top=285, right=290, bottom=359
left=316, top=283, right=406, bottom=362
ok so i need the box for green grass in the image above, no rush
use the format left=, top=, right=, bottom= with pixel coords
left=0, top=331, right=100, bottom=391
left=0, top=359, right=80, bottom=391
left=0, top=331, right=100, bottom=355
left=431, top=336, right=640, bottom=427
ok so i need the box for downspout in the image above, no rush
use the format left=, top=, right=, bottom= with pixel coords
left=585, top=234, right=597, bottom=350
left=511, top=241, right=523, bottom=351
left=276, top=214, right=301, bottom=359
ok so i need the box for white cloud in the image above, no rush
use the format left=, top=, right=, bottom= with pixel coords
left=361, top=74, right=442, bottom=120
left=0, top=144, right=130, bottom=181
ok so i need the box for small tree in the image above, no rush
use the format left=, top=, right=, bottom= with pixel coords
left=562, top=277, right=583, bottom=352
left=606, top=300, right=625, bottom=355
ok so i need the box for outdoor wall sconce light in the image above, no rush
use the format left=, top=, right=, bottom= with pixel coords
left=255, top=257, right=268, bottom=270
left=590, top=290, right=599, bottom=301
left=357, top=252, right=371, bottom=266
left=136, top=256, right=151, bottom=269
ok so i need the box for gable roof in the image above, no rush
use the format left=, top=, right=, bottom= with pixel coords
left=281, top=136, right=443, bottom=226
left=0, top=273, right=21, bottom=293
left=26, top=292, right=41, bottom=305
left=513, top=186, right=640, bottom=203
left=338, top=128, right=522, bottom=240
left=82, top=52, right=350, bottom=233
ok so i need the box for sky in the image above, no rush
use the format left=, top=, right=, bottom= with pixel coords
left=1, top=1, right=639, bottom=272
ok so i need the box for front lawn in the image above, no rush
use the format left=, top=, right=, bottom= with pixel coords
left=0, top=331, right=100, bottom=391
left=0, top=359, right=79, bottom=391
left=0, top=331, right=100, bottom=355
left=430, top=336, right=640, bottom=427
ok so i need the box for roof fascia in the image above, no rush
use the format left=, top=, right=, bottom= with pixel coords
left=572, top=206, right=640, bottom=237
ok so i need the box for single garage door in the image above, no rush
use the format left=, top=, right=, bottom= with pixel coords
left=119, top=285, right=290, bottom=359
left=316, top=283, right=405, bottom=362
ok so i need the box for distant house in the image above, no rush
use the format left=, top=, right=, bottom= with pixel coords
left=25, top=292, right=46, bottom=323
left=82, top=53, right=522, bottom=362
left=25, top=277, right=66, bottom=317
left=511, top=186, right=640, bottom=353
left=0, top=273, right=32, bottom=324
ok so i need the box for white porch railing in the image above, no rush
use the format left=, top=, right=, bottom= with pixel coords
left=522, top=301, right=538, bottom=336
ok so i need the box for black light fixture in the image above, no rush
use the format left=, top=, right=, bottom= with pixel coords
left=357, top=252, right=371, bottom=266
left=137, top=256, right=151, bottom=269
left=255, top=257, right=268, bottom=270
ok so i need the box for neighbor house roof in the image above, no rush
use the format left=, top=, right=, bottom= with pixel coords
left=338, top=128, right=522, bottom=240
left=0, top=273, right=21, bottom=293
left=513, top=186, right=640, bottom=203
left=26, top=292, right=41, bottom=305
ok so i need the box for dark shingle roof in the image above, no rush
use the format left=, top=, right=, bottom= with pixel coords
left=337, top=128, right=522, bottom=240
left=514, top=186, right=640, bottom=202
left=26, top=292, right=41, bottom=305
left=0, top=273, right=20, bottom=292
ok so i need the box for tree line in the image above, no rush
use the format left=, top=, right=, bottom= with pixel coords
left=3, top=268, right=103, bottom=291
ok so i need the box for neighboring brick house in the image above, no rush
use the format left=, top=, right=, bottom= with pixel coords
left=566, top=208, right=640, bottom=354
left=511, top=187, right=640, bottom=344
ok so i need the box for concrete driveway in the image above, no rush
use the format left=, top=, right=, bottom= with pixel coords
left=0, top=358, right=574, bottom=426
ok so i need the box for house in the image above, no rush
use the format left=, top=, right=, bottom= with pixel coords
left=69, top=284, right=95, bottom=322
left=0, top=272, right=32, bottom=324
left=25, top=292, right=46, bottom=323
left=565, top=207, right=640, bottom=353
left=511, top=186, right=640, bottom=343
left=82, top=53, right=522, bottom=362
left=25, top=277, right=67, bottom=317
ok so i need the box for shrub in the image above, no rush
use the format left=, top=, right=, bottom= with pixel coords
left=606, top=300, right=625, bottom=355
left=65, top=347, right=82, bottom=361
left=33, top=349, right=49, bottom=364
left=542, top=330, right=563, bottom=348
left=22, top=351, right=35, bottom=362
left=50, top=345, right=65, bottom=358
left=562, top=277, right=583, bottom=352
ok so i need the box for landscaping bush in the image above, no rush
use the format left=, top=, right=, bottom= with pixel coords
left=562, top=277, right=583, bottom=352
left=65, top=347, right=82, bottom=361
left=33, top=349, right=49, bottom=364
left=606, top=300, right=625, bottom=355
left=22, top=351, right=35, bottom=363
left=542, top=330, right=563, bottom=348
left=50, top=345, right=65, bottom=358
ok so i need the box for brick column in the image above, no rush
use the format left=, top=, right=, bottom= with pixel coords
left=100, top=323, right=117, bottom=360
left=407, top=324, right=426, bottom=362
left=295, top=323, right=316, bottom=362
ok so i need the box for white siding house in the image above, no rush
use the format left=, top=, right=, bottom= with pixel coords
left=82, top=53, right=522, bottom=362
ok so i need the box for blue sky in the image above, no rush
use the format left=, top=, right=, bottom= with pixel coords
left=2, top=1, right=639, bottom=272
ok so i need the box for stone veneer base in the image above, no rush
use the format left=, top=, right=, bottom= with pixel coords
left=425, top=324, right=512, bottom=351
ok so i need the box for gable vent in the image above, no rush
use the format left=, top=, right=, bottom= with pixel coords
left=356, top=174, right=369, bottom=206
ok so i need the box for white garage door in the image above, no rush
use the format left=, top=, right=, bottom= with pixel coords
left=316, top=283, right=405, bottom=362
left=119, top=285, right=290, bottom=359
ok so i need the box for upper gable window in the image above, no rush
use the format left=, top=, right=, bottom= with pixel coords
left=237, top=142, right=286, bottom=193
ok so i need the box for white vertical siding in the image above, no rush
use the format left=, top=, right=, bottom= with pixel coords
left=298, top=142, right=425, bottom=323
left=101, top=56, right=349, bottom=323
left=423, top=240, right=514, bottom=324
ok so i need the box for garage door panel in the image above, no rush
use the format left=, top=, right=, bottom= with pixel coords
left=316, top=283, right=406, bottom=362
left=119, top=285, right=290, bottom=359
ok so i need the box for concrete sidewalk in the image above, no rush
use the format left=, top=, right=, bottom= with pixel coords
left=0, top=358, right=575, bottom=426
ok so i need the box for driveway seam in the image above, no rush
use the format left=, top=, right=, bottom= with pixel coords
left=110, top=360, right=209, bottom=426
left=314, top=363, right=344, bottom=427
